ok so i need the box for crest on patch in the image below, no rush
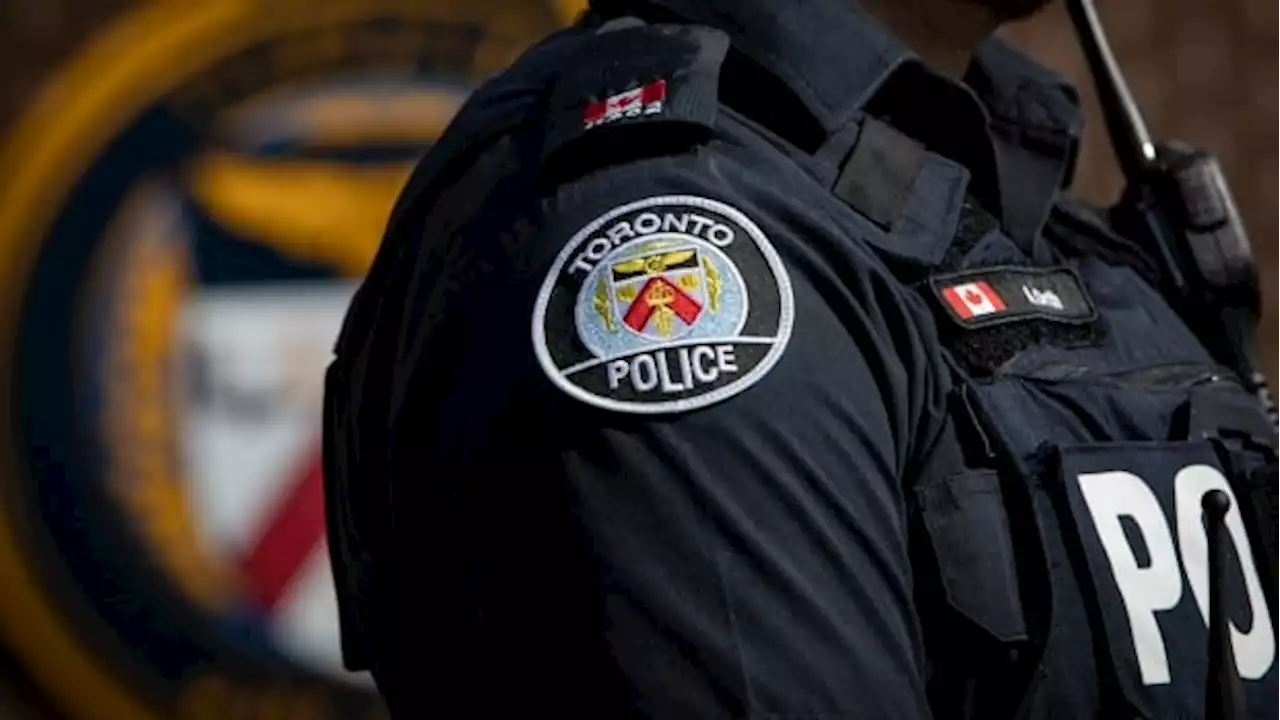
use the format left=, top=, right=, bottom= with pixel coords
left=533, top=195, right=793, bottom=414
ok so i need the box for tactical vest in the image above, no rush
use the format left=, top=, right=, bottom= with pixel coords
left=821, top=63, right=1280, bottom=720
left=900, top=192, right=1279, bottom=720
left=811, top=53, right=1280, bottom=720
left=325, top=10, right=1278, bottom=718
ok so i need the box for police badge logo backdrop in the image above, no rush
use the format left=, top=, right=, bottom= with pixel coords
left=0, top=1, right=582, bottom=718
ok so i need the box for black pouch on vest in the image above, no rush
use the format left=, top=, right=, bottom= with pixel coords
left=910, top=387, right=1040, bottom=720
left=917, top=468, right=1029, bottom=645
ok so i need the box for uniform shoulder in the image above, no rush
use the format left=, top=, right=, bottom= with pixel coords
left=526, top=18, right=731, bottom=180
left=454, top=17, right=731, bottom=140
left=418, top=19, right=794, bottom=418
left=384, top=16, right=732, bottom=232
left=401, top=15, right=741, bottom=272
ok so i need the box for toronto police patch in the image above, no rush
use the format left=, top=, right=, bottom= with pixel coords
left=533, top=195, right=794, bottom=414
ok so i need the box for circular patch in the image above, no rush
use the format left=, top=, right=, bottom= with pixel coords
left=533, top=195, right=794, bottom=414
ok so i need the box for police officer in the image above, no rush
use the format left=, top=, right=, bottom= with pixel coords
left=324, top=0, right=1279, bottom=717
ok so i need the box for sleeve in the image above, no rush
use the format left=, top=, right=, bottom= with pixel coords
left=378, top=141, right=937, bottom=720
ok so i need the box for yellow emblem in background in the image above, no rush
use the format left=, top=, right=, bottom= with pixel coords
left=0, top=2, right=584, bottom=719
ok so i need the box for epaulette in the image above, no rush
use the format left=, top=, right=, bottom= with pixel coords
left=540, top=18, right=729, bottom=181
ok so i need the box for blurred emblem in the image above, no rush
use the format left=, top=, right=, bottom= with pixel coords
left=0, top=1, right=579, bottom=718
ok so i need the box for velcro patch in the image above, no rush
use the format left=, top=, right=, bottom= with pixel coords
left=532, top=195, right=794, bottom=414
left=930, top=266, right=1097, bottom=329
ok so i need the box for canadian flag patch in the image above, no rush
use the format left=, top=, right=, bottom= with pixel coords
left=941, top=281, right=1006, bottom=319
left=931, top=267, right=1098, bottom=329
left=584, top=79, right=667, bottom=129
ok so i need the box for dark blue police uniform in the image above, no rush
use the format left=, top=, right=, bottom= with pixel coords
left=324, top=1, right=1279, bottom=717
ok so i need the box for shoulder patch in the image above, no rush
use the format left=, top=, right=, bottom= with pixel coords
left=533, top=195, right=794, bottom=414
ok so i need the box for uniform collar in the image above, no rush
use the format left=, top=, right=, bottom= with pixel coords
left=970, top=36, right=1084, bottom=150
left=591, top=0, right=1084, bottom=243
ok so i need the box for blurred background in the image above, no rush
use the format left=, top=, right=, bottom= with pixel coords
left=0, top=0, right=1272, bottom=718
